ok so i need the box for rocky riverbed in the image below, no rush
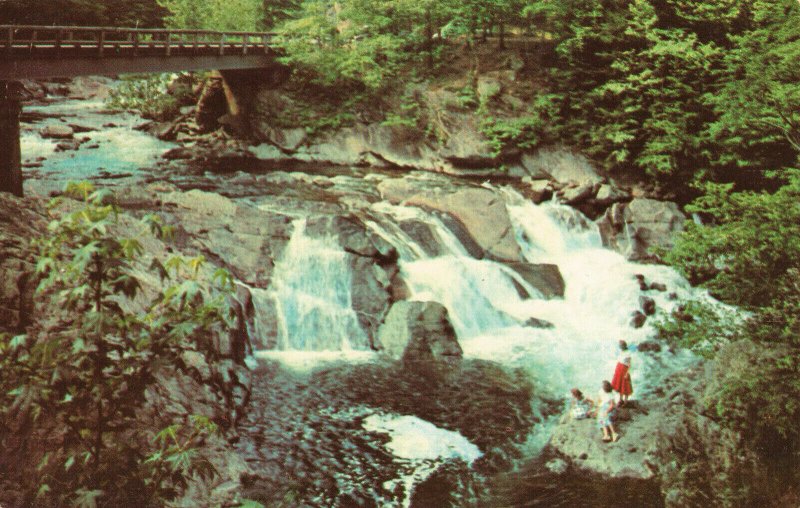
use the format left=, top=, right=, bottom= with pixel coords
left=3, top=76, right=719, bottom=506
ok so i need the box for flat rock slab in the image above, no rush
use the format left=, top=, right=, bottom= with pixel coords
left=548, top=401, right=659, bottom=480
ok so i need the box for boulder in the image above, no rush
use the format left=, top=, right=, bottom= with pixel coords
left=520, top=147, right=602, bottom=185
left=526, top=179, right=553, bottom=203
left=160, top=189, right=294, bottom=287
left=597, top=198, right=686, bottom=261
left=377, top=301, right=462, bottom=363
left=524, top=317, right=554, bottom=329
left=639, top=295, right=656, bottom=316
left=506, top=262, right=565, bottom=299
left=630, top=311, right=647, bottom=328
left=398, top=219, right=446, bottom=257
left=267, top=127, right=308, bottom=152
left=439, top=116, right=498, bottom=167
left=40, top=124, right=74, bottom=139
left=350, top=256, right=392, bottom=348
left=594, top=184, right=630, bottom=205
left=561, top=183, right=597, bottom=205
left=162, top=147, right=194, bottom=160
left=549, top=401, right=658, bottom=480
left=379, top=182, right=522, bottom=262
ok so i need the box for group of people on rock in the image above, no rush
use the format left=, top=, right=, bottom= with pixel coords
left=566, top=340, right=634, bottom=443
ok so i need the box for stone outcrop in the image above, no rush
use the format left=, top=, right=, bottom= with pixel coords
left=506, top=262, right=565, bottom=299
left=377, top=300, right=462, bottom=363
left=160, top=188, right=294, bottom=288
left=547, top=360, right=768, bottom=506
left=378, top=179, right=522, bottom=262
left=549, top=400, right=658, bottom=479
left=597, top=198, right=686, bottom=261
left=195, top=76, right=228, bottom=133
left=519, top=147, right=603, bottom=185
left=40, top=124, right=74, bottom=139
left=0, top=194, right=45, bottom=334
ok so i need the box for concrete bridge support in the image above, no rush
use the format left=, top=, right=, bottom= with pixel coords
left=0, top=81, right=23, bottom=197
left=219, top=66, right=288, bottom=136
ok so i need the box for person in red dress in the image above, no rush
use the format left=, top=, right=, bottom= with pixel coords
left=611, top=340, right=633, bottom=405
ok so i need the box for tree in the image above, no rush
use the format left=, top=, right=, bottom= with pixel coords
left=705, top=0, right=800, bottom=181
left=1, top=182, right=234, bottom=506
left=158, top=0, right=263, bottom=30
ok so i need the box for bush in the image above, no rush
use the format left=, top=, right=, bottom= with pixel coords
left=0, top=182, right=235, bottom=506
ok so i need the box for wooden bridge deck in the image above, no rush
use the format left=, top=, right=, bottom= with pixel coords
left=0, top=25, right=276, bottom=78
left=0, top=25, right=279, bottom=196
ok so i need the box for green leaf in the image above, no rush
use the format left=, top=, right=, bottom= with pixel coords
left=73, top=488, right=103, bottom=508
left=237, top=500, right=267, bottom=508
left=9, top=334, right=26, bottom=350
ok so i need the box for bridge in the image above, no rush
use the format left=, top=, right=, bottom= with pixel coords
left=0, top=25, right=277, bottom=196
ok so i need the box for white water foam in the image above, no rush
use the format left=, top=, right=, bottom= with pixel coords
left=368, top=190, right=700, bottom=403
left=364, top=413, right=482, bottom=507
left=250, top=218, right=369, bottom=357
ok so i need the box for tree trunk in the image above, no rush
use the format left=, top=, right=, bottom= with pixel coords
left=425, top=7, right=433, bottom=70
left=499, top=22, right=506, bottom=50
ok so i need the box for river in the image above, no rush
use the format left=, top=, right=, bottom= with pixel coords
left=20, top=80, right=699, bottom=507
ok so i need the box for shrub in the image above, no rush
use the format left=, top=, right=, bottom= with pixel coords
left=0, top=182, right=235, bottom=506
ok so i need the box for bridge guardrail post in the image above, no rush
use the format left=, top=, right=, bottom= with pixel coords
left=55, top=29, right=62, bottom=56
left=98, top=30, right=105, bottom=57
left=219, top=34, right=225, bottom=56
left=5, top=28, right=12, bottom=58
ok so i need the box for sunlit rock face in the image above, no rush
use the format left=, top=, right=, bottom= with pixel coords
left=597, top=198, right=686, bottom=261
left=377, top=300, right=462, bottom=363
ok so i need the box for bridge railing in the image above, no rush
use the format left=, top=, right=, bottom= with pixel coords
left=0, top=25, right=275, bottom=58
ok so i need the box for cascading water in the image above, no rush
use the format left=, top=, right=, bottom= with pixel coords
left=367, top=189, right=697, bottom=402
left=250, top=218, right=374, bottom=369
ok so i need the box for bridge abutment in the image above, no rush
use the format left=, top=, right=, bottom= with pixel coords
left=0, top=81, right=23, bottom=197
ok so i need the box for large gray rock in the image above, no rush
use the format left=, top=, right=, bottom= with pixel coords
left=377, top=301, right=462, bottom=363
left=249, top=85, right=502, bottom=173
left=506, top=262, right=565, bottom=299
left=596, top=198, right=686, bottom=261
left=40, top=124, right=74, bottom=139
left=520, top=147, right=602, bottom=185
left=160, top=189, right=294, bottom=288
left=379, top=180, right=522, bottom=262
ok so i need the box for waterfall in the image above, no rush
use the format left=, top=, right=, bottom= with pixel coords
left=250, top=218, right=369, bottom=355
left=367, top=191, right=698, bottom=399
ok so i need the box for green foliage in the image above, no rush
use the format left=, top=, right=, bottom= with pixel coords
left=653, top=299, right=741, bottom=358
left=275, top=0, right=406, bottom=92
left=521, top=0, right=799, bottom=190
left=107, top=74, right=196, bottom=121
left=666, top=174, right=800, bottom=308
left=0, top=0, right=167, bottom=27
left=158, top=0, right=264, bottom=30
left=659, top=171, right=800, bottom=501
left=705, top=1, right=800, bottom=176
left=0, top=181, right=234, bottom=506
left=706, top=339, right=800, bottom=450
left=143, top=416, right=220, bottom=500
